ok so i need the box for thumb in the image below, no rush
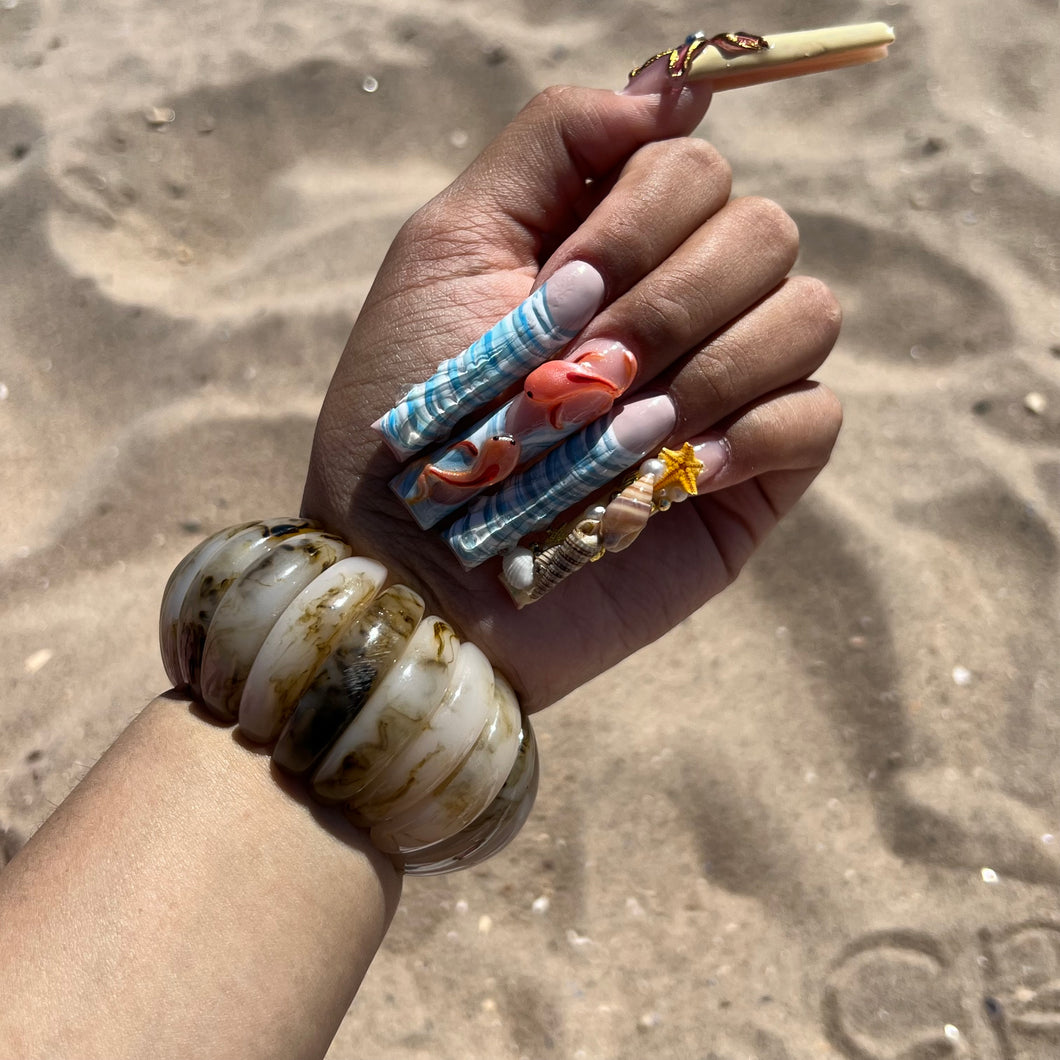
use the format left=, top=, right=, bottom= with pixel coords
left=429, top=83, right=713, bottom=270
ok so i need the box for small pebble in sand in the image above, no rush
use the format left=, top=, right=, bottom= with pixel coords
left=981, top=867, right=999, bottom=883
left=24, top=648, right=54, bottom=674
left=952, top=665, right=972, bottom=686
left=454, top=899, right=469, bottom=915
left=144, top=107, right=176, bottom=127
left=1024, top=391, right=1047, bottom=415
left=0, top=382, right=8, bottom=400
left=449, top=129, right=469, bottom=148
left=361, top=75, right=379, bottom=93
left=1042, top=833, right=1055, bottom=845
left=531, top=895, right=550, bottom=914
left=944, top=1024, right=961, bottom=1040
left=637, top=1012, right=661, bottom=1030
left=478, top=914, right=492, bottom=934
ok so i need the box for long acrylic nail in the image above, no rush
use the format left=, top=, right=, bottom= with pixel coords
left=620, top=58, right=678, bottom=97
left=692, top=437, right=730, bottom=489
left=444, top=393, right=677, bottom=569
left=373, top=261, right=606, bottom=460
left=391, top=339, right=637, bottom=529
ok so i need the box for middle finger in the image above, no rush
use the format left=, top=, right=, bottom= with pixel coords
left=580, top=194, right=800, bottom=387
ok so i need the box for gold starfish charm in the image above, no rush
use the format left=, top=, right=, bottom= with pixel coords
left=654, top=442, right=704, bottom=496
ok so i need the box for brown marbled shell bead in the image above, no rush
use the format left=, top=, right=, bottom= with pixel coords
left=272, top=584, right=425, bottom=776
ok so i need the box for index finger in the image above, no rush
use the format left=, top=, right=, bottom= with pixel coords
left=421, top=83, right=713, bottom=274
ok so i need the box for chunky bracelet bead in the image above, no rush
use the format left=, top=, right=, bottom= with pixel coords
left=160, top=519, right=538, bottom=876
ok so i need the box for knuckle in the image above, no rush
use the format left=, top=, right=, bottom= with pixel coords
left=631, top=137, right=732, bottom=191
left=791, top=275, right=843, bottom=338
left=681, top=135, right=730, bottom=177
left=732, top=195, right=799, bottom=254
left=398, top=197, right=449, bottom=244
left=528, top=84, right=579, bottom=116
left=814, top=385, right=845, bottom=444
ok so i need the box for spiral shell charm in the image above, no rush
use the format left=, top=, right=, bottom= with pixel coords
left=496, top=441, right=707, bottom=606
left=599, top=472, right=655, bottom=553
left=160, top=519, right=538, bottom=876
left=500, top=514, right=604, bottom=607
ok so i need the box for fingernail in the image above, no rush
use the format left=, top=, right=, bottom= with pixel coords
left=390, top=338, right=637, bottom=529
left=372, top=261, right=606, bottom=459
left=693, top=438, right=730, bottom=487
left=543, top=261, right=606, bottom=330
left=609, top=394, right=677, bottom=454
left=620, top=59, right=677, bottom=97
left=444, top=394, right=677, bottom=569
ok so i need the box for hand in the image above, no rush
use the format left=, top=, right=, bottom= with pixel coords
left=301, top=83, right=842, bottom=712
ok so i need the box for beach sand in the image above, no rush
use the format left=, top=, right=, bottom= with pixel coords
left=2, top=0, right=1058, bottom=1056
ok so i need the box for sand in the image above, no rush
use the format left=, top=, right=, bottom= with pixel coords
left=2, top=0, right=1058, bottom=1056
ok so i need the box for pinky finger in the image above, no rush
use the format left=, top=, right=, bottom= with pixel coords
left=691, top=380, right=843, bottom=507
left=680, top=381, right=842, bottom=574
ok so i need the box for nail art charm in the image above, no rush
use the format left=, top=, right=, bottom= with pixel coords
left=391, top=340, right=637, bottom=528
left=626, top=30, right=768, bottom=85
left=444, top=394, right=676, bottom=570
left=498, top=441, right=711, bottom=607
left=373, top=261, right=606, bottom=460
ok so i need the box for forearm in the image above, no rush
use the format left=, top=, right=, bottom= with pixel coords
left=0, top=694, right=401, bottom=1060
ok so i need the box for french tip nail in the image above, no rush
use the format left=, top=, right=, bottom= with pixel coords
left=692, top=438, right=730, bottom=487
left=543, top=261, right=606, bottom=330
left=609, top=394, right=677, bottom=455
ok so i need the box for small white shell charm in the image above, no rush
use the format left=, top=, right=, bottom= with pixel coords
left=599, top=472, right=655, bottom=552
left=521, top=517, right=602, bottom=605
left=501, top=547, right=535, bottom=591
left=160, top=519, right=537, bottom=875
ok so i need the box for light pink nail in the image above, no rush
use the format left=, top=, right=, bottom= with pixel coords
left=543, top=261, right=606, bottom=330
left=620, top=59, right=677, bottom=97
left=610, top=394, right=677, bottom=455
left=693, top=438, right=730, bottom=487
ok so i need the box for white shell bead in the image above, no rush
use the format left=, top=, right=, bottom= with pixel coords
left=349, top=641, right=496, bottom=826
left=159, top=521, right=257, bottom=686
left=238, top=556, right=386, bottom=743
left=199, top=532, right=353, bottom=720
left=311, top=616, right=459, bottom=803
left=639, top=457, right=666, bottom=479
left=501, top=547, right=535, bottom=591
left=401, top=721, right=538, bottom=876
left=370, top=672, right=521, bottom=851
left=175, top=519, right=314, bottom=693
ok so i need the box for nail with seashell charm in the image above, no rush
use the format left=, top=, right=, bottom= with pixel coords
left=499, top=440, right=711, bottom=605
left=445, top=393, right=677, bottom=568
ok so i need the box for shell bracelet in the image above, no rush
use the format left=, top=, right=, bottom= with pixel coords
left=160, top=518, right=538, bottom=875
